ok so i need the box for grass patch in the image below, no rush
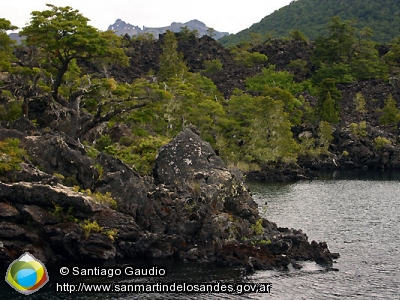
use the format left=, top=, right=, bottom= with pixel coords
left=73, top=186, right=117, bottom=209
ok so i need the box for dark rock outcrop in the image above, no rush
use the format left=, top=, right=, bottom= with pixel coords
left=0, top=126, right=339, bottom=271
left=153, top=128, right=259, bottom=241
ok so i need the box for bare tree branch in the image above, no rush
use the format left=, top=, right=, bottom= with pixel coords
left=79, top=102, right=148, bottom=138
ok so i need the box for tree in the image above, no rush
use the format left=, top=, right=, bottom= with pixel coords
left=247, top=96, right=298, bottom=165
left=384, top=37, right=400, bottom=76
left=0, top=18, right=18, bottom=72
left=20, top=4, right=128, bottom=104
left=313, top=17, right=388, bottom=83
left=354, top=92, right=367, bottom=115
left=230, top=42, right=268, bottom=67
left=287, top=59, right=309, bottom=81
left=203, top=59, right=223, bottom=75
left=158, top=30, right=188, bottom=82
left=245, top=65, right=308, bottom=95
left=350, top=28, right=388, bottom=80
left=317, top=79, right=341, bottom=123
left=250, top=33, right=263, bottom=46
left=261, top=87, right=302, bottom=126
left=313, top=62, right=355, bottom=84
left=179, top=26, right=199, bottom=41
left=380, top=94, right=400, bottom=128
left=227, top=92, right=298, bottom=166
left=319, top=92, right=339, bottom=124
left=16, top=5, right=154, bottom=140
left=289, top=30, right=308, bottom=42
left=318, top=121, right=334, bottom=153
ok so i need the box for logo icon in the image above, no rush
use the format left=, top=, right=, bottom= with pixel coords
left=5, top=252, right=49, bottom=295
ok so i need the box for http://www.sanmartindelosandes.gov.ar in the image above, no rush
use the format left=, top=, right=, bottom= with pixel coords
left=5, top=252, right=49, bottom=295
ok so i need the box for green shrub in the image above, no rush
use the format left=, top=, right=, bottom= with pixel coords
left=104, top=229, right=118, bottom=242
left=119, top=136, right=134, bottom=146
left=244, top=52, right=268, bottom=67
left=319, top=92, right=340, bottom=123
left=77, top=188, right=117, bottom=209
left=0, top=99, right=23, bottom=121
left=94, top=163, right=104, bottom=178
left=85, top=146, right=100, bottom=159
left=50, top=203, right=76, bottom=222
left=80, top=220, right=103, bottom=238
left=0, top=138, right=26, bottom=174
left=203, top=59, right=223, bottom=74
left=53, top=173, right=65, bottom=180
left=50, top=203, right=64, bottom=220
left=64, top=176, right=79, bottom=187
left=95, top=134, right=112, bottom=151
left=288, top=59, right=309, bottom=78
left=380, top=94, right=400, bottom=127
left=373, top=136, right=391, bottom=149
left=111, top=135, right=170, bottom=175
left=231, top=44, right=268, bottom=67
left=354, top=92, right=367, bottom=114
left=349, top=121, right=367, bottom=138
left=91, top=191, right=117, bottom=209
left=80, top=220, right=118, bottom=241
left=289, top=30, right=308, bottom=42
left=255, top=239, right=272, bottom=246
left=251, top=219, right=264, bottom=235
left=319, top=121, right=334, bottom=151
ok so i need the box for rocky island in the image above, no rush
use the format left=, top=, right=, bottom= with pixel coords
left=0, top=124, right=339, bottom=272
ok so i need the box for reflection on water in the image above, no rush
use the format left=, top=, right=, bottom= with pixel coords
left=316, top=169, right=400, bottom=181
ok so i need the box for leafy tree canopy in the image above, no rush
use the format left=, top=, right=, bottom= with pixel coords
left=384, top=37, right=400, bottom=76
left=226, top=91, right=298, bottom=166
left=380, top=94, right=400, bottom=128
left=158, top=30, right=188, bottom=82
left=0, top=18, right=18, bottom=72
left=312, top=17, right=387, bottom=83
left=20, top=4, right=128, bottom=102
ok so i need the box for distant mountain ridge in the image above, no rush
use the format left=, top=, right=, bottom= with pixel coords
left=108, top=19, right=229, bottom=40
left=219, top=0, right=400, bottom=47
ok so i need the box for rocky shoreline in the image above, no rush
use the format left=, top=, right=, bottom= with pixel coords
left=0, top=124, right=339, bottom=272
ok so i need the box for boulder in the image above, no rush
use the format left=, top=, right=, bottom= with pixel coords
left=95, top=153, right=152, bottom=216
left=21, top=133, right=99, bottom=189
left=154, top=128, right=259, bottom=221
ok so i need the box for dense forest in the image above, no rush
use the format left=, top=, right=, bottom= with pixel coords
left=219, top=0, right=400, bottom=47
left=1, top=4, right=400, bottom=182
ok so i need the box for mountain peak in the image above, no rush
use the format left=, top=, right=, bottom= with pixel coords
left=108, top=19, right=229, bottom=40
left=185, top=19, right=206, bottom=27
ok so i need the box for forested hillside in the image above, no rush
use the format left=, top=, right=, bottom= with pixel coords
left=1, top=5, right=400, bottom=182
left=219, top=0, right=400, bottom=47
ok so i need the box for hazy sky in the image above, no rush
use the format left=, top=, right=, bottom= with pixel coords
left=1, top=0, right=294, bottom=34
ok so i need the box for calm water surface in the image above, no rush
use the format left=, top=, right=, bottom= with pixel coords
left=2, top=171, right=399, bottom=299
left=248, top=170, right=400, bottom=299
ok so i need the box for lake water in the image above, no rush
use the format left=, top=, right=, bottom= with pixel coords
left=247, top=170, right=400, bottom=299
left=2, top=171, right=399, bottom=299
